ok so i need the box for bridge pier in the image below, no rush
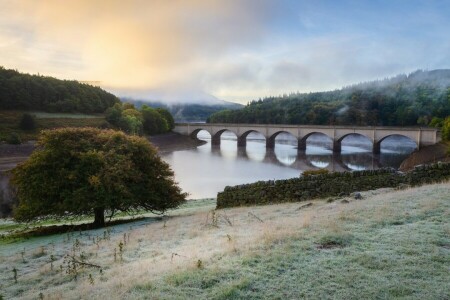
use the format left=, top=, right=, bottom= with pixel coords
left=237, top=147, right=247, bottom=158
left=333, top=140, right=341, bottom=153
left=297, top=138, right=307, bottom=151
left=211, top=134, right=221, bottom=145
left=266, top=137, right=275, bottom=149
left=237, top=136, right=247, bottom=147
left=373, top=142, right=381, bottom=154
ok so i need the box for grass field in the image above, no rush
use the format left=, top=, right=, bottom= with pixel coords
left=0, top=110, right=107, bottom=141
left=0, top=183, right=449, bottom=299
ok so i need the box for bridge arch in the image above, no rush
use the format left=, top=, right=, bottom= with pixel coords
left=336, top=133, right=373, bottom=153
left=298, top=132, right=333, bottom=151
left=190, top=128, right=212, bottom=140
left=211, top=129, right=238, bottom=146
left=237, top=130, right=265, bottom=147
left=373, top=134, right=417, bottom=154
left=266, top=131, right=297, bottom=149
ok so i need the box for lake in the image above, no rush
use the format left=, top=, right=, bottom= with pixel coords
left=161, top=131, right=417, bottom=199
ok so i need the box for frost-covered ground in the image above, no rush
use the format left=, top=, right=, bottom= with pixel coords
left=1, top=183, right=449, bottom=299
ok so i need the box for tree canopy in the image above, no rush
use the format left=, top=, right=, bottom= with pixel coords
left=12, top=127, right=187, bottom=227
left=208, top=70, right=450, bottom=127
left=0, top=66, right=119, bottom=113
left=123, top=99, right=243, bottom=122
left=105, top=103, right=173, bottom=135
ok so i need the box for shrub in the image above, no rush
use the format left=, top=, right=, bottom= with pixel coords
left=442, top=116, right=450, bottom=141
left=302, top=169, right=329, bottom=177
left=19, top=113, right=36, bottom=131
left=317, top=233, right=353, bottom=249
left=6, top=132, right=21, bottom=145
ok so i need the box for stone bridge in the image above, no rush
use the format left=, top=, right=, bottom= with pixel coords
left=173, top=123, right=441, bottom=153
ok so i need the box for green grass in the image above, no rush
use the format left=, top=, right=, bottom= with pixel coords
left=0, top=110, right=107, bottom=141
left=0, top=198, right=216, bottom=243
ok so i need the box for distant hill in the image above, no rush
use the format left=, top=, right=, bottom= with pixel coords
left=208, top=69, right=450, bottom=127
left=123, top=98, right=243, bottom=122
left=0, top=67, right=119, bottom=113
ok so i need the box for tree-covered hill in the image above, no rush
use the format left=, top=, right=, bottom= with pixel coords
left=124, top=99, right=243, bottom=122
left=208, top=70, right=450, bottom=127
left=0, top=67, right=119, bottom=113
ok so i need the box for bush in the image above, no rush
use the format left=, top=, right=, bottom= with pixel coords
left=6, top=132, right=21, bottom=144
left=442, top=116, right=450, bottom=141
left=317, top=233, right=353, bottom=248
left=19, top=113, right=36, bottom=131
left=302, top=169, right=329, bottom=177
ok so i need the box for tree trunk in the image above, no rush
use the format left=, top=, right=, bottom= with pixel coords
left=93, top=208, right=105, bottom=228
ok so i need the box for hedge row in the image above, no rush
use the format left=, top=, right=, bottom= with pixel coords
left=216, top=163, right=450, bottom=209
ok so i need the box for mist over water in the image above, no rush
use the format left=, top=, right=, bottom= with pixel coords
left=161, top=131, right=416, bottom=199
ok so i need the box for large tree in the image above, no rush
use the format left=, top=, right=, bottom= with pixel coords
left=12, top=127, right=186, bottom=227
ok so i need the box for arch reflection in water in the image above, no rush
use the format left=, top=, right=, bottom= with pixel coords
left=339, top=152, right=378, bottom=171
left=303, top=153, right=332, bottom=169
left=273, top=132, right=298, bottom=165
left=244, top=132, right=266, bottom=162
left=302, top=133, right=333, bottom=168
left=379, top=135, right=416, bottom=167
left=218, top=131, right=238, bottom=160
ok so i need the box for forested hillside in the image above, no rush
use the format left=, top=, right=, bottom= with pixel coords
left=208, top=70, right=450, bottom=127
left=0, top=67, right=119, bottom=113
left=124, top=99, right=243, bottom=122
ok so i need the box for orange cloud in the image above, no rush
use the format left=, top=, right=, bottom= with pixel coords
left=0, top=0, right=274, bottom=92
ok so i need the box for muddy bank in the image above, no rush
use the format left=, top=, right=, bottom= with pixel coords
left=399, top=142, right=450, bottom=171
left=0, top=141, right=35, bottom=172
left=148, top=132, right=206, bottom=154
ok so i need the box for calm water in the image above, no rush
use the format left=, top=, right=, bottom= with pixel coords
left=161, top=131, right=417, bottom=199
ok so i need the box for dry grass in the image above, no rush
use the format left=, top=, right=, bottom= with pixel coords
left=0, top=183, right=449, bottom=299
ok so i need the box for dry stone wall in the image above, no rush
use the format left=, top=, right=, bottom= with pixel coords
left=217, top=163, right=450, bottom=209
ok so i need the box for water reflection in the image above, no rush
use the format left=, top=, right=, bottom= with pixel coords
left=162, top=130, right=416, bottom=198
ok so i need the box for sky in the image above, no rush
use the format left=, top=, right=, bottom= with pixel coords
left=1, top=0, right=449, bottom=104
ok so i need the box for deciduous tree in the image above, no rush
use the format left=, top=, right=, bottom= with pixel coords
left=12, top=128, right=186, bottom=227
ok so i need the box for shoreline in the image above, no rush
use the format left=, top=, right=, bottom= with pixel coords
left=399, top=142, right=450, bottom=171
left=147, top=132, right=206, bottom=154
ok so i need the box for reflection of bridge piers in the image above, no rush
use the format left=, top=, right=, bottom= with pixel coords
left=178, top=124, right=438, bottom=154
left=237, top=147, right=248, bottom=159
left=207, top=141, right=386, bottom=172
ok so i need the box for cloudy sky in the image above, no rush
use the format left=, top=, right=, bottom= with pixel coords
left=1, top=0, right=449, bottom=103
